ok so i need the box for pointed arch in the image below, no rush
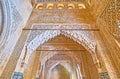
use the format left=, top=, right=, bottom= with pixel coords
left=27, top=30, right=96, bottom=54
left=26, top=29, right=98, bottom=65
left=47, top=63, right=71, bottom=79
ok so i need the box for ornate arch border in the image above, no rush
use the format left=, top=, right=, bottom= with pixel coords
left=28, top=30, right=96, bottom=53
left=47, top=62, right=72, bottom=79
left=26, top=29, right=98, bottom=65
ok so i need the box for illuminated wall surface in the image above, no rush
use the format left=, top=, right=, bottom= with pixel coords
left=0, top=0, right=120, bottom=79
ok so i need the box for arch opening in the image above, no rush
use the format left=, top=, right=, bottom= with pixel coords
left=48, top=64, right=70, bottom=79
left=24, top=34, right=99, bottom=79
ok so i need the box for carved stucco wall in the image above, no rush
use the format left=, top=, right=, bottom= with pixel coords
left=99, top=0, right=120, bottom=38
left=17, top=24, right=97, bottom=72
left=0, top=6, right=97, bottom=78
left=27, top=24, right=96, bottom=54
left=0, top=0, right=119, bottom=76
left=0, top=0, right=22, bottom=65
left=0, top=0, right=33, bottom=75
left=21, top=33, right=99, bottom=79
left=97, top=1, right=120, bottom=78
left=88, top=0, right=111, bottom=19
left=13, top=24, right=98, bottom=77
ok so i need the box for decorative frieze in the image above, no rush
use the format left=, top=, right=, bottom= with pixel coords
left=35, top=2, right=86, bottom=9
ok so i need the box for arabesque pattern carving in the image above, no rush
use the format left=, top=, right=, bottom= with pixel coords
left=27, top=24, right=96, bottom=55
left=100, top=0, right=120, bottom=37
left=10, top=1, right=22, bottom=34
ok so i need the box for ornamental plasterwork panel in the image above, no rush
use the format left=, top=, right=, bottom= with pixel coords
left=0, top=0, right=22, bottom=65
left=9, top=1, right=22, bottom=34
left=27, top=24, right=95, bottom=43
left=0, top=0, right=11, bottom=51
left=100, top=0, right=120, bottom=37
left=26, top=24, right=96, bottom=57
left=0, top=0, right=22, bottom=49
